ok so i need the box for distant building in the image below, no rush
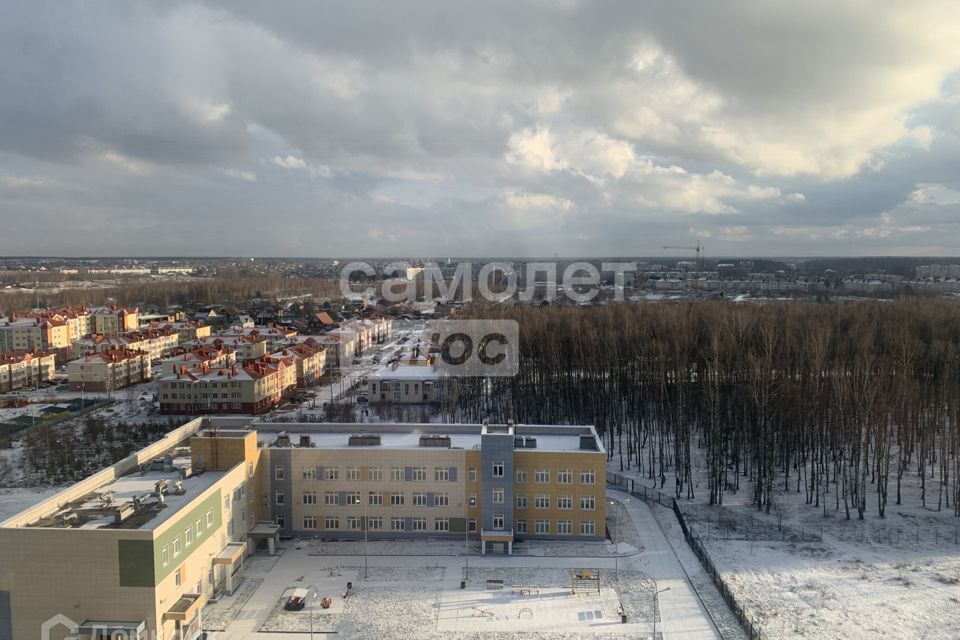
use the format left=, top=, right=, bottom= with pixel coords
left=157, top=321, right=212, bottom=342
left=0, top=349, right=56, bottom=393
left=88, top=305, right=140, bottom=337
left=158, top=359, right=295, bottom=414
left=67, top=347, right=152, bottom=392
left=160, top=346, right=237, bottom=377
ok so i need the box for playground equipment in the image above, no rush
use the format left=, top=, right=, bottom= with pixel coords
left=518, top=607, right=534, bottom=619
left=570, top=568, right=601, bottom=595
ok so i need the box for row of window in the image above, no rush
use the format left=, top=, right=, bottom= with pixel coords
left=162, top=392, right=241, bottom=400
left=284, top=465, right=598, bottom=485
left=160, top=508, right=216, bottom=567
left=290, top=466, right=453, bottom=482
left=293, top=516, right=596, bottom=535
left=509, top=494, right=596, bottom=510
left=296, top=491, right=451, bottom=507
left=491, top=466, right=596, bottom=485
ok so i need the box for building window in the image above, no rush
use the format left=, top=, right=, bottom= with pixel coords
left=274, top=466, right=285, bottom=481
left=369, top=491, right=383, bottom=506
left=580, top=495, right=596, bottom=511
left=434, top=492, right=449, bottom=507
left=174, top=568, right=181, bottom=587
left=390, top=493, right=405, bottom=506
left=347, top=466, right=360, bottom=481
left=516, top=469, right=527, bottom=484
left=435, top=518, right=449, bottom=531
left=326, top=467, right=339, bottom=480
left=412, top=517, right=427, bottom=531
left=368, top=516, right=383, bottom=530
left=161, top=546, right=170, bottom=568
left=535, top=469, right=549, bottom=484
left=184, top=528, right=193, bottom=546
left=558, top=496, right=573, bottom=510
left=304, top=516, right=317, bottom=529
left=468, top=467, right=477, bottom=482
left=391, top=517, right=405, bottom=531
left=224, top=495, right=230, bottom=510
left=580, top=470, right=596, bottom=485
left=468, top=494, right=477, bottom=507
left=347, top=516, right=361, bottom=530
left=557, top=520, right=572, bottom=535
left=535, top=520, right=549, bottom=535
left=275, top=491, right=285, bottom=505
left=535, top=495, right=550, bottom=509
left=434, top=467, right=450, bottom=482
left=368, top=466, right=383, bottom=481
left=492, top=488, right=505, bottom=504
left=492, top=462, right=504, bottom=478
left=347, top=492, right=361, bottom=506
left=303, top=492, right=318, bottom=505
left=324, top=492, right=338, bottom=506
left=413, top=492, right=428, bottom=506
left=516, top=495, right=527, bottom=509
left=492, top=514, right=504, bottom=530
left=516, top=520, right=527, bottom=534
left=557, top=469, right=572, bottom=484
left=325, top=517, right=339, bottom=530
left=302, top=467, right=316, bottom=480
left=196, top=520, right=202, bottom=537
left=276, top=515, right=285, bottom=528
left=581, top=520, right=596, bottom=536
left=413, top=466, right=427, bottom=481
left=172, top=537, right=181, bottom=557
left=468, top=519, right=477, bottom=532
left=391, top=466, right=404, bottom=482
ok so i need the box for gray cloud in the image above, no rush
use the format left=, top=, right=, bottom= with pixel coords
left=0, top=1, right=958, bottom=257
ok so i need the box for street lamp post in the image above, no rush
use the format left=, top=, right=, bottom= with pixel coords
left=355, top=496, right=368, bottom=578
left=305, top=584, right=320, bottom=640
left=608, top=498, right=628, bottom=579
left=653, top=585, right=671, bottom=639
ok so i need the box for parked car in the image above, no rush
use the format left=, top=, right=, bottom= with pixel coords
left=284, top=595, right=305, bottom=611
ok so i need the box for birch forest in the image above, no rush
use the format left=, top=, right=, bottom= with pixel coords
left=440, top=299, right=960, bottom=519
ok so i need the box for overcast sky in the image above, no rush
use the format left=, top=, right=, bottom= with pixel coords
left=1, top=1, right=959, bottom=258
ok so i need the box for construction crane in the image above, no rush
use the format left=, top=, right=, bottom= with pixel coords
left=661, top=241, right=704, bottom=297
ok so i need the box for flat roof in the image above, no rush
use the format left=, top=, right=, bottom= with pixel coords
left=25, top=455, right=223, bottom=531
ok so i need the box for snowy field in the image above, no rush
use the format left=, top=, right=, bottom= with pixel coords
left=611, top=453, right=960, bottom=640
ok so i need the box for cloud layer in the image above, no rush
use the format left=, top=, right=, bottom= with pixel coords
left=0, top=1, right=958, bottom=257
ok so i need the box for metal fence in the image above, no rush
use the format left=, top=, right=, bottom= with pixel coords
left=608, top=471, right=768, bottom=640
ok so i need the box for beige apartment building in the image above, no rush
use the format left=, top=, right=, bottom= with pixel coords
left=158, top=358, right=296, bottom=414
left=160, top=346, right=237, bottom=377
left=0, top=349, right=57, bottom=393
left=157, top=322, right=212, bottom=343
left=89, top=306, right=140, bottom=337
left=0, top=419, right=605, bottom=638
left=67, top=347, right=152, bottom=392
left=269, top=342, right=327, bottom=387
left=0, top=314, right=71, bottom=354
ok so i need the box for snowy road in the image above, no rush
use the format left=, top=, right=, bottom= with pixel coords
left=614, top=495, right=724, bottom=640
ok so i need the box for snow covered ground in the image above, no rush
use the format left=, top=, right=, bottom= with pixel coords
left=610, top=452, right=960, bottom=640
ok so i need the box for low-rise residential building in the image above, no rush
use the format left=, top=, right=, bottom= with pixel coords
left=160, top=346, right=237, bottom=377
left=67, top=347, right=152, bottom=392
left=223, top=326, right=298, bottom=352
left=269, top=342, right=326, bottom=388
left=192, top=335, right=268, bottom=363
left=368, top=363, right=444, bottom=403
left=158, top=358, right=295, bottom=414
left=0, top=349, right=57, bottom=392
left=74, top=328, right=179, bottom=361
left=157, top=321, right=212, bottom=343
left=0, top=314, right=71, bottom=356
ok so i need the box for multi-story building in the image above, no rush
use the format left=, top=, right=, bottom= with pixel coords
left=0, top=419, right=266, bottom=640
left=192, top=335, right=267, bottom=363
left=250, top=421, right=606, bottom=554
left=0, top=314, right=71, bottom=355
left=160, top=346, right=237, bottom=377
left=67, top=347, right=152, bottom=392
left=74, top=328, right=179, bottom=362
left=157, top=322, right=212, bottom=343
left=269, top=342, right=327, bottom=387
left=0, top=349, right=57, bottom=392
left=158, top=359, right=295, bottom=414
left=0, top=419, right=603, bottom=638
left=89, top=306, right=140, bottom=337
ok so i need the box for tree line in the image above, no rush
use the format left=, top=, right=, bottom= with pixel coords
left=440, top=299, right=960, bottom=519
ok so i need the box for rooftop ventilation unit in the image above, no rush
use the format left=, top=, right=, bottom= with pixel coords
left=514, top=436, right=537, bottom=449
left=419, top=434, right=451, bottom=448
left=273, top=432, right=291, bottom=447
left=348, top=434, right=382, bottom=447
left=299, top=434, right=313, bottom=448
left=579, top=434, right=597, bottom=451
